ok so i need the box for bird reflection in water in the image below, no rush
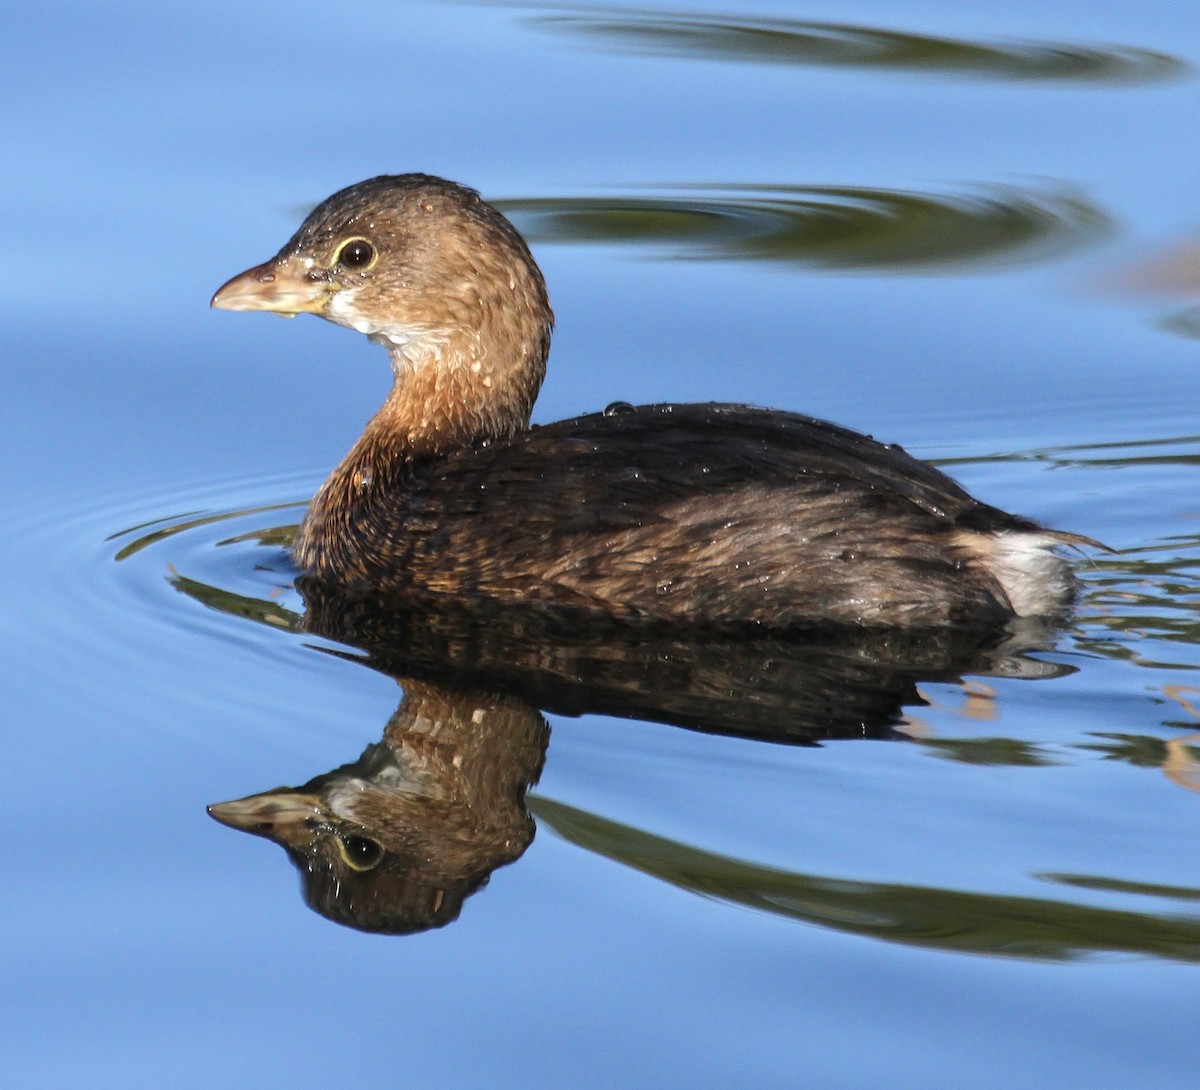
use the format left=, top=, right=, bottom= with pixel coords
left=208, top=581, right=1070, bottom=935
left=210, top=680, right=547, bottom=934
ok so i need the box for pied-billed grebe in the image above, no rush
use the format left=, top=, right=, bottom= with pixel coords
left=212, top=173, right=1095, bottom=629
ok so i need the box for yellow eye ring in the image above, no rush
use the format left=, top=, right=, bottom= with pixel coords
left=335, top=237, right=377, bottom=271
left=338, top=833, right=384, bottom=871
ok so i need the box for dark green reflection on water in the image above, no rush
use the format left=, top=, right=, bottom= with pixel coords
left=1078, top=732, right=1200, bottom=767
left=909, top=732, right=1199, bottom=784
left=532, top=796, right=1200, bottom=961
left=937, top=433, right=1200, bottom=473
left=1082, top=542, right=1200, bottom=663
left=109, top=502, right=298, bottom=561
left=168, top=571, right=299, bottom=629
left=918, top=736, right=1056, bottom=766
left=500, top=184, right=1109, bottom=271
left=1041, top=873, right=1200, bottom=901
left=531, top=7, right=1188, bottom=85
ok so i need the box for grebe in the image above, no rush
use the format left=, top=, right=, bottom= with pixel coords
left=212, top=174, right=1095, bottom=629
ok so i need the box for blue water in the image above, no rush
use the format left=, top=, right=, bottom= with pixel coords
left=3, top=1, right=1199, bottom=1087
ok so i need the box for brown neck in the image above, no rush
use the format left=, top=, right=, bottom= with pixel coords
left=377, top=337, right=541, bottom=456
left=293, top=336, right=544, bottom=577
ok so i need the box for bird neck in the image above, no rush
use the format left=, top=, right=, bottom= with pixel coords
left=293, top=335, right=544, bottom=576
left=372, top=336, right=535, bottom=457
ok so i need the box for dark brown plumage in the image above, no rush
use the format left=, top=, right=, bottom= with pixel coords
left=212, top=173, right=1096, bottom=629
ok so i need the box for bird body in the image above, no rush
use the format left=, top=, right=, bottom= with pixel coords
left=213, top=173, right=1094, bottom=630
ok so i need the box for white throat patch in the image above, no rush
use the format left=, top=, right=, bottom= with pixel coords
left=326, top=291, right=450, bottom=368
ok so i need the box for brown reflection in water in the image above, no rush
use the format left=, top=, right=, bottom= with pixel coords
left=1097, top=230, right=1200, bottom=338
left=499, top=184, right=1109, bottom=272
left=531, top=7, right=1188, bottom=85
left=211, top=682, right=549, bottom=934
left=205, top=579, right=1073, bottom=935
left=1115, top=234, right=1200, bottom=297
left=1076, top=732, right=1200, bottom=798
left=294, top=581, right=1071, bottom=744
left=1163, top=731, right=1200, bottom=793
left=188, top=573, right=1200, bottom=945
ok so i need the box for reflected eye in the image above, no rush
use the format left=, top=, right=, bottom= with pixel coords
left=336, top=238, right=376, bottom=270
left=340, top=834, right=384, bottom=870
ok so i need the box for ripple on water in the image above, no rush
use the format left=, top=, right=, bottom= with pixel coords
left=39, top=475, right=306, bottom=663
left=499, top=182, right=1110, bottom=272
left=953, top=435, right=1200, bottom=676
left=0, top=470, right=317, bottom=750
left=530, top=8, right=1188, bottom=85
left=105, top=479, right=307, bottom=640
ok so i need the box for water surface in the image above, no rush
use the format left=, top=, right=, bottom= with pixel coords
left=3, top=1, right=1199, bottom=1087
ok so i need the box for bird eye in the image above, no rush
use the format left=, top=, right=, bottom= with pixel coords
left=336, top=238, right=376, bottom=270
left=340, top=834, right=384, bottom=870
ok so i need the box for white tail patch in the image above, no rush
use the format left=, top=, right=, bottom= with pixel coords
left=959, top=529, right=1077, bottom=617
